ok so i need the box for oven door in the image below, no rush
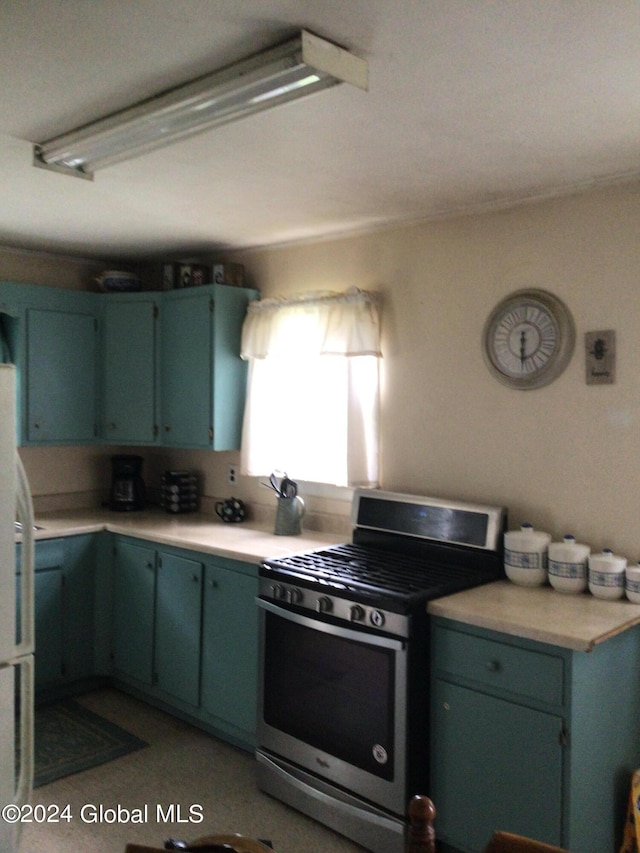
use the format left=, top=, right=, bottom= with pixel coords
left=256, top=597, right=408, bottom=816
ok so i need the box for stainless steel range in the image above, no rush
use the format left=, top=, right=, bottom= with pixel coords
left=256, top=489, right=507, bottom=853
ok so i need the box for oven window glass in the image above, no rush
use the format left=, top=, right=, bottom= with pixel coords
left=263, top=611, right=395, bottom=780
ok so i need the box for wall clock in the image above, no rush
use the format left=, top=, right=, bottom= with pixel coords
left=482, top=288, right=575, bottom=390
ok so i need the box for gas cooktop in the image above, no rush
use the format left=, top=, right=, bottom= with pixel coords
left=262, top=542, right=501, bottom=605
left=261, top=489, right=507, bottom=615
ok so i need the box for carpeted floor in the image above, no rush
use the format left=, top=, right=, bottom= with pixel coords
left=33, top=699, right=148, bottom=787
left=18, top=688, right=367, bottom=853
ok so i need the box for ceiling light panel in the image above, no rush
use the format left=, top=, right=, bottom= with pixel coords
left=33, top=30, right=368, bottom=179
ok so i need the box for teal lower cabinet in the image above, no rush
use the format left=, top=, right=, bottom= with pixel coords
left=34, top=562, right=64, bottom=690
left=60, top=534, right=97, bottom=685
left=112, top=538, right=156, bottom=686
left=17, top=536, right=97, bottom=697
left=109, top=536, right=258, bottom=750
left=430, top=618, right=640, bottom=853
left=154, top=551, right=202, bottom=707
left=201, top=559, right=259, bottom=745
left=111, top=539, right=202, bottom=704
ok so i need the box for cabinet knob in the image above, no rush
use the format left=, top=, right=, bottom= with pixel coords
left=191, top=574, right=199, bottom=583
left=486, top=659, right=501, bottom=673
left=164, top=424, right=171, bottom=432
left=145, top=561, right=154, bottom=570
left=209, top=579, right=218, bottom=588
left=443, top=701, right=450, bottom=711
left=109, top=422, right=116, bottom=431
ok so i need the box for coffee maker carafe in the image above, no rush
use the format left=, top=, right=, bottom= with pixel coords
left=110, top=454, right=145, bottom=511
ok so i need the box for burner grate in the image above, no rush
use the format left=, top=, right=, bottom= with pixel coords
left=264, top=543, right=497, bottom=600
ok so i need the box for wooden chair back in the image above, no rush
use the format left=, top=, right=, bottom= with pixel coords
left=484, top=831, right=570, bottom=852
left=123, top=795, right=569, bottom=853
left=406, top=795, right=437, bottom=852
left=124, top=797, right=437, bottom=853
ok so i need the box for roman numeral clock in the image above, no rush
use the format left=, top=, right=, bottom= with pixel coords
left=482, top=289, right=576, bottom=389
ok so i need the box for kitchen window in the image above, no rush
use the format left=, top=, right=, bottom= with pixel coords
left=240, top=288, right=381, bottom=487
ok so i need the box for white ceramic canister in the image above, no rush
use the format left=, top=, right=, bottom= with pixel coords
left=626, top=563, right=640, bottom=604
left=548, top=535, right=590, bottom=594
left=588, top=549, right=627, bottom=600
left=504, top=523, right=551, bottom=586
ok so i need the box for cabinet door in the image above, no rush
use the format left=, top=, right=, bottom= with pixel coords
left=154, top=552, right=202, bottom=706
left=161, top=290, right=212, bottom=448
left=26, top=307, right=97, bottom=443
left=62, top=534, right=96, bottom=682
left=102, top=297, right=158, bottom=443
left=34, top=568, right=64, bottom=689
left=201, top=562, right=258, bottom=739
left=432, top=679, right=563, bottom=851
left=112, top=540, right=156, bottom=685
left=161, top=285, right=257, bottom=450
left=18, top=540, right=65, bottom=692
left=211, top=285, right=256, bottom=450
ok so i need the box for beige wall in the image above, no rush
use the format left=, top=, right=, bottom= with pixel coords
left=0, top=245, right=107, bottom=290
left=6, top=181, right=640, bottom=552
left=231, top=182, right=640, bottom=554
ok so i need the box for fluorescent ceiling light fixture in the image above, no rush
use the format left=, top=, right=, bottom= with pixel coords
left=33, top=29, right=368, bottom=179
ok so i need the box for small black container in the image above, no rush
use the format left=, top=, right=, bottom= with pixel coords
left=160, top=470, right=198, bottom=514
left=110, top=455, right=145, bottom=511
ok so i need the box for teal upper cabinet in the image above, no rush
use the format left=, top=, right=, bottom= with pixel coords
left=0, top=280, right=257, bottom=449
left=101, top=294, right=159, bottom=444
left=0, top=282, right=99, bottom=446
left=161, top=284, right=258, bottom=450
left=27, top=306, right=98, bottom=443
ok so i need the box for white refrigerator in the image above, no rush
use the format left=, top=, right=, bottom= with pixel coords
left=0, top=364, right=34, bottom=852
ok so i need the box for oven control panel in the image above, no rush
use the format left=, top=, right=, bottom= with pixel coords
left=259, top=578, right=409, bottom=638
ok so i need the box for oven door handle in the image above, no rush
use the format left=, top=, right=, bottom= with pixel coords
left=256, top=598, right=406, bottom=651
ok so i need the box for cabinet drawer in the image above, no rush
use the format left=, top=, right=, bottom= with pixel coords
left=16, top=538, right=66, bottom=571
left=434, top=626, right=564, bottom=706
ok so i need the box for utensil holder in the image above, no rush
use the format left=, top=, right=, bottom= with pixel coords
left=275, top=495, right=305, bottom=535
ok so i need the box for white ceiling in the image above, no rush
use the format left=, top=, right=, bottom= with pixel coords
left=1, top=0, right=640, bottom=261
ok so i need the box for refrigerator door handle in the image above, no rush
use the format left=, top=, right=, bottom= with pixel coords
left=15, top=452, right=34, bottom=657
left=15, top=657, right=34, bottom=813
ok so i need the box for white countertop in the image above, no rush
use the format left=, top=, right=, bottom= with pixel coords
left=28, top=511, right=640, bottom=651
left=427, top=579, right=640, bottom=651
left=28, top=508, right=343, bottom=564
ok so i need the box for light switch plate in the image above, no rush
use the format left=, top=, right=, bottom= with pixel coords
left=585, top=330, right=615, bottom=385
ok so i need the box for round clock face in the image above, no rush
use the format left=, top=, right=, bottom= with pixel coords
left=483, top=289, right=575, bottom=389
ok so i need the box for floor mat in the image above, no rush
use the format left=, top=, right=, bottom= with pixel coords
left=32, top=698, right=148, bottom=787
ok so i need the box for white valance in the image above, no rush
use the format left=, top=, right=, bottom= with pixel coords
left=239, top=286, right=381, bottom=488
left=241, top=288, right=381, bottom=359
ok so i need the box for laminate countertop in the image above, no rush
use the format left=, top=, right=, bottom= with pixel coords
left=427, top=579, right=640, bottom=651
left=26, top=508, right=344, bottom=564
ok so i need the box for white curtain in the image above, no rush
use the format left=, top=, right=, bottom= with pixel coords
left=240, top=288, right=381, bottom=487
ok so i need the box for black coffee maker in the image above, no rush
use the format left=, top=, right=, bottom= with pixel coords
left=110, top=455, right=145, bottom=511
